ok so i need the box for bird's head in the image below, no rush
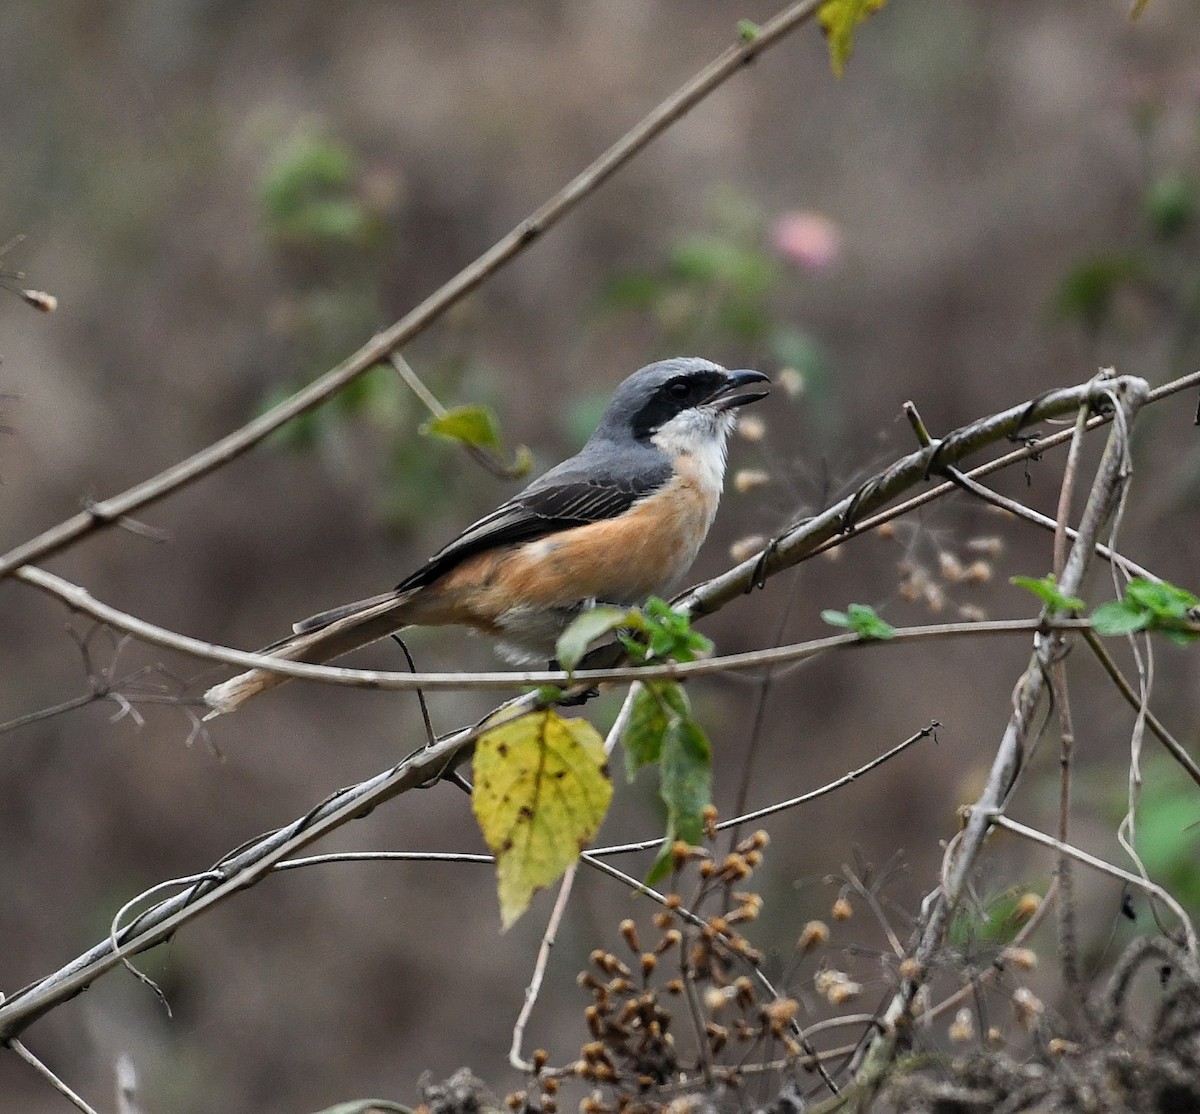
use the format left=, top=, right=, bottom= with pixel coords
left=594, top=358, right=770, bottom=450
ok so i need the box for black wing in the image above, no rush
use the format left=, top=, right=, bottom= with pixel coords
left=397, top=461, right=670, bottom=593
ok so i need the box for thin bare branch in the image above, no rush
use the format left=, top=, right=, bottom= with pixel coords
left=590, top=722, right=936, bottom=858
left=1080, top=628, right=1200, bottom=787
left=8, top=1038, right=101, bottom=1114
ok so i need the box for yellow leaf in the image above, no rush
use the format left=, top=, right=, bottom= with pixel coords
left=818, top=0, right=887, bottom=78
left=421, top=404, right=501, bottom=449
left=472, top=710, right=613, bottom=928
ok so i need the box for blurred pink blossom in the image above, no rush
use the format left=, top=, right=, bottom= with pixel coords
left=769, top=211, right=841, bottom=270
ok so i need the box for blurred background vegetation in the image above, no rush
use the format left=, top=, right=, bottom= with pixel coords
left=1, top=2, right=1199, bottom=1111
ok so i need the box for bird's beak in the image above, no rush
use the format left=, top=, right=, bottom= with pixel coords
left=708, top=369, right=771, bottom=411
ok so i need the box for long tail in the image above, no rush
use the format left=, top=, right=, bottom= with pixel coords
left=203, top=589, right=417, bottom=717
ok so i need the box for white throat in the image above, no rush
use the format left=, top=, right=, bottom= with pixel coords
left=650, top=408, right=735, bottom=496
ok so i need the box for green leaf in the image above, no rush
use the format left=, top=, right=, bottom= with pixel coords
left=737, top=19, right=761, bottom=42
left=634, top=597, right=713, bottom=663
left=1091, top=600, right=1153, bottom=636
left=556, top=606, right=630, bottom=672
left=1011, top=574, right=1086, bottom=614
left=472, top=710, right=612, bottom=928
left=818, top=0, right=887, bottom=78
left=421, top=405, right=501, bottom=450
left=821, top=603, right=895, bottom=640
left=623, top=681, right=690, bottom=781
left=660, top=718, right=712, bottom=844
left=647, top=716, right=713, bottom=885
left=261, top=134, right=355, bottom=221
left=1145, top=174, right=1195, bottom=240
left=1090, top=578, right=1199, bottom=643
left=1125, top=578, right=1198, bottom=619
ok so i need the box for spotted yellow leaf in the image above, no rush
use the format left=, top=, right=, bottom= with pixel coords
left=473, top=709, right=612, bottom=928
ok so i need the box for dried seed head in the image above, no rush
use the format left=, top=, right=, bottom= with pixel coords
left=832, top=896, right=854, bottom=921
left=778, top=368, right=805, bottom=398
left=619, top=919, right=640, bottom=953
left=532, top=1048, right=549, bottom=1071
left=737, top=413, right=766, bottom=442
left=797, top=920, right=829, bottom=954
left=665, top=978, right=684, bottom=995
left=733, top=976, right=756, bottom=1008
left=505, top=1091, right=526, bottom=1110
left=949, top=1007, right=975, bottom=1044
left=655, top=929, right=682, bottom=955
left=1048, top=1037, right=1081, bottom=1057
left=963, top=560, right=992, bottom=583
left=734, top=468, right=772, bottom=494
left=957, top=604, right=987, bottom=622
left=699, top=859, right=716, bottom=879
left=938, top=552, right=965, bottom=582
left=704, top=986, right=729, bottom=1014
left=730, top=535, right=766, bottom=563
left=898, top=957, right=921, bottom=980
left=923, top=582, right=946, bottom=613
left=876, top=521, right=897, bottom=540
left=761, top=997, right=799, bottom=1034
left=703, top=803, right=718, bottom=837
left=967, top=535, right=1004, bottom=556
left=986, top=1026, right=1004, bottom=1046
left=1012, top=986, right=1043, bottom=1031
left=21, top=289, right=57, bottom=313
left=1014, top=892, right=1042, bottom=922
left=1002, top=946, right=1038, bottom=971
left=729, top=893, right=763, bottom=923
left=640, top=953, right=657, bottom=978
left=814, top=969, right=861, bottom=1005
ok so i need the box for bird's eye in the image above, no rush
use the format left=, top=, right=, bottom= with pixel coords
left=667, top=381, right=691, bottom=400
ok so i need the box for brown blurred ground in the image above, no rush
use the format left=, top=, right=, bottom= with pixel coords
left=2, top=2, right=1199, bottom=1112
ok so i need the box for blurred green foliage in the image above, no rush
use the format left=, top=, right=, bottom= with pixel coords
left=1116, top=761, right=1200, bottom=913
left=261, top=133, right=377, bottom=251
left=948, top=885, right=1045, bottom=949
left=1054, top=101, right=1200, bottom=369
